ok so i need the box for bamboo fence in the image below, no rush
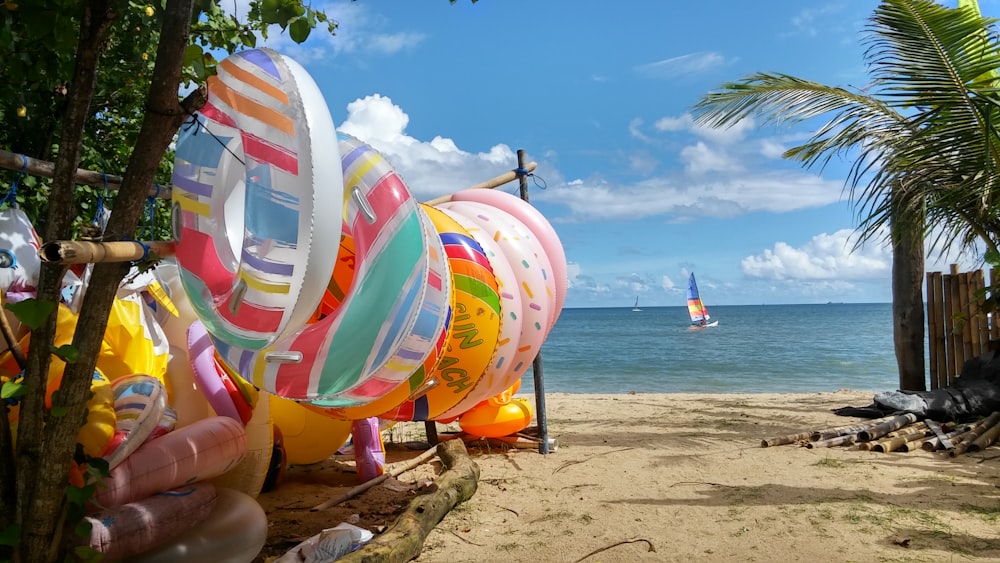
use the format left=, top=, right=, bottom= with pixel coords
left=926, top=265, right=1000, bottom=389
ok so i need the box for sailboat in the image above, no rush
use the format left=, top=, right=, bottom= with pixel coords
left=632, top=296, right=642, bottom=312
left=686, top=273, right=718, bottom=329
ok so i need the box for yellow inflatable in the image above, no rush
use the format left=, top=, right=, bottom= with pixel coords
left=269, top=394, right=352, bottom=465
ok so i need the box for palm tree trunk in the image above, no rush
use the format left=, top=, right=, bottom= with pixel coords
left=892, top=209, right=927, bottom=391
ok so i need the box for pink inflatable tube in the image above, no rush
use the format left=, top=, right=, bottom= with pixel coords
left=95, top=416, right=247, bottom=508
left=450, top=189, right=568, bottom=328
left=188, top=320, right=243, bottom=423
left=128, top=487, right=268, bottom=563
left=86, top=482, right=217, bottom=561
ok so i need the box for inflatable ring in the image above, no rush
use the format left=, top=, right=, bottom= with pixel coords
left=458, top=396, right=534, bottom=439
left=422, top=204, right=524, bottom=421
left=328, top=203, right=507, bottom=421
left=450, top=189, right=568, bottom=329
left=436, top=201, right=554, bottom=409
left=214, top=134, right=451, bottom=404
left=103, top=375, right=169, bottom=471
left=171, top=47, right=343, bottom=350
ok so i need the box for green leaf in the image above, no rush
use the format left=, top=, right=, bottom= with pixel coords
left=53, top=344, right=79, bottom=363
left=66, top=483, right=96, bottom=506
left=51, top=405, right=69, bottom=418
left=0, top=524, right=19, bottom=547
left=5, top=298, right=55, bottom=330
left=289, top=16, right=310, bottom=43
left=1, top=380, right=24, bottom=400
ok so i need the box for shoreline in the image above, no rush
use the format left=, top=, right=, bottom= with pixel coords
left=259, top=390, right=1000, bottom=562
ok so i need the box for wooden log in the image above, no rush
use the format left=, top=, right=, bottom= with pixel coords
left=950, top=412, right=1000, bottom=458
left=337, top=439, right=479, bottom=563
left=38, top=240, right=175, bottom=265
left=856, top=413, right=918, bottom=442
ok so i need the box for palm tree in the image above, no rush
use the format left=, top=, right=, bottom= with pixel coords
left=691, top=0, right=1000, bottom=391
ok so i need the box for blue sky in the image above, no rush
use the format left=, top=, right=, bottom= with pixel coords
left=244, top=0, right=994, bottom=308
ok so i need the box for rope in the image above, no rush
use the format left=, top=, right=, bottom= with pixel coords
left=0, top=154, right=28, bottom=208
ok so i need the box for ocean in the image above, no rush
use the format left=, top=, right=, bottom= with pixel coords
left=520, top=302, right=903, bottom=395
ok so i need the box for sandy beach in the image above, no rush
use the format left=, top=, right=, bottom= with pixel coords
left=256, top=390, right=1000, bottom=562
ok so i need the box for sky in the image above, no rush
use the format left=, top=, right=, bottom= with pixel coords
left=239, top=0, right=998, bottom=308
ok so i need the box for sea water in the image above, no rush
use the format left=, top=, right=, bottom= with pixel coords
left=520, top=303, right=902, bottom=395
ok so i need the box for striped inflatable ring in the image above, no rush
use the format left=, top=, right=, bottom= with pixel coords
left=331, top=204, right=505, bottom=421
left=214, top=134, right=452, bottom=403
left=171, top=48, right=343, bottom=351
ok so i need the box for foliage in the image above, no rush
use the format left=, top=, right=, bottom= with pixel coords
left=0, top=0, right=337, bottom=240
left=0, top=1, right=338, bottom=560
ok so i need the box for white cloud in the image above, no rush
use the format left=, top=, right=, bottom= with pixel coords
left=541, top=171, right=842, bottom=222
left=741, top=229, right=890, bottom=281
left=635, top=52, right=727, bottom=79
left=680, top=141, right=744, bottom=176
left=337, top=95, right=517, bottom=199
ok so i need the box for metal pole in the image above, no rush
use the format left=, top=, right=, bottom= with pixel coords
left=516, top=149, right=551, bottom=455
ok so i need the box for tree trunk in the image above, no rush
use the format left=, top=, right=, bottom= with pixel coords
left=338, top=440, right=480, bottom=563
left=892, top=213, right=927, bottom=392
left=12, top=1, right=198, bottom=560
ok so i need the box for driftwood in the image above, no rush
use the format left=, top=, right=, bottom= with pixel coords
left=337, top=439, right=480, bottom=563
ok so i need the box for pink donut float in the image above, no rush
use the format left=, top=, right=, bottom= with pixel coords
left=437, top=201, right=555, bottom=406
left=450, top=189, right=568, bottom=327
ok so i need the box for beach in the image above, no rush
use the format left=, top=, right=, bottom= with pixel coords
left=256, top=390, right=1000, bottom=562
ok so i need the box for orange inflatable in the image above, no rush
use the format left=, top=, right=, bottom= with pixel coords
left=458, top=396, right=533, bottom=439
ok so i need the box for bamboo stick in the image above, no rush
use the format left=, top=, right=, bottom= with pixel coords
left=423, top=162, right=538, bottom=206
left=927, top=272, right=944, bottom=390
left=807, top=433, right=859, bottom=449
left=918, top=426, right=970, bottom=452
left=870, top=424, right=931, bottom=453
left=38, top=240, right=175, bottom=265
left=808, top=415, right=898, bottom=442
left=760, top=430, right=813, bottom=448
left=310, top=445, right=440, bottom=511
left=950, top=412, right=1000, bottom=458
left=0, top=149, right=171, bottom=199
left=856, top=413, right=918, bottom=443
left=967, top=416, right=1000, bottom=453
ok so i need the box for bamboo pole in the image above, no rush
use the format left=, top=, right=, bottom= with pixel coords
left=38, top=240, right=175, bottom=265
left=959, top=270, right=974, bottom=362
left=947, top=264, right=962, bottom=384
left=991, top=268, right=1000, bottom=343
left=919, top=426, right=970, bottom=452
left=869, top=423, right=930, bottom=453
left=966, top=415, right=1000, bottom=453
left=971, top=270, right=987, bottom=357
left=0, top=149, right=170, bottom=199
left=807, top=415, right=898, bottom=442
left=927, top=271, right=944, bottom=390
left=423, top=162, right=537, bottom=206
left=760, top=430, right=813, bottom=448
left=856, top=413, right=918, bottom=443
left=807, top=433, right=859, bottom=449
left=950, top=412, right=1000, bottom=458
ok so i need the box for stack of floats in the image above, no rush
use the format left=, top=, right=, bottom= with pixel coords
left=761, top=411, right=1000, bottom=457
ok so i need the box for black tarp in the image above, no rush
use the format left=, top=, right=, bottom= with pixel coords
left=833, top=350, right=1000, bottom=422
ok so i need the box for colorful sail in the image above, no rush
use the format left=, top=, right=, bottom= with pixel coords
left=686, top=273, right=710, bottom=325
